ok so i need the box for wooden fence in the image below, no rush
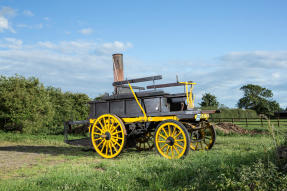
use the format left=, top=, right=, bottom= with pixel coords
left=209, top=116, right=287, bottom=129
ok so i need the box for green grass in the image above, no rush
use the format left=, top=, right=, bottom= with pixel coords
left=0, top=132, right=286, bottom=191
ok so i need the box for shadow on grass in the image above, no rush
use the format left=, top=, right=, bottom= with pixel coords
left=0, top=145, right=96, bottom=157
left=0, top=144, right=156, bottom=158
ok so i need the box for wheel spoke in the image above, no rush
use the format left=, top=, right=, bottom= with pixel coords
left=174, top=131, right=182, bottom=139
left=100, top=140, right=106, bottom=152
left=105, top=141, right=108, bottom=155
left=173, top=145, right=180, bottom=155
left=93, top=132, right=102, bottom=136
left=94, top=137, right=102, bottom=141
left=171, top=126, right=176, bottom=137
left=159, top=133, right=167, bottom=139
left=166, top=146, right=170, bottom=155
left=109, top=141, right=113, bottom=155
left=108, top=116, right=111, bottom=131
left=160, top=144, right=168, bottom=150
left=112, top=130, right=122, bottom=135
left=174, top=142, right=184, bottom=149
left=162, top=128, right=168, bottom=137
left=168, top=125, right=171, bottom=136
left=111, top=141, right=118, bottom=152
left=175, top=139, right=184, bottom=142
left=111, top=124, right=120, bottom=133
left=112, top=136, right=123, bottom=140
left=94, top=126, right=103, bottom=133
left=157, top=140, right=166, bottom=143
left=98, top=120, right=105, bottom=131
left=97, top=139, right=105, bottom=147
left=171, top=146, right=174, bottom=158
left=103, top=118, right=107, bottom=131
left=111, top=138, right=121, bottom=147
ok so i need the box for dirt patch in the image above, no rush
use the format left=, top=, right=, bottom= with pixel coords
left=0, top=144, right=68, bottom=179
left=214, top=122, right=267, bottom=135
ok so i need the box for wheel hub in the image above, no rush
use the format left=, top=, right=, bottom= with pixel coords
left=166, top=136, right=175, bottom=146
left=104, top=132, right=111, bottom=140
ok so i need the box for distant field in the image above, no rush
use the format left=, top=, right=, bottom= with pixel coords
left=0, top=132, right=286, bottom=191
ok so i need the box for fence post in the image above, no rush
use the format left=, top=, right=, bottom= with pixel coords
left=277, top=117, right=280, bottom=127
left=246, top=118, right=248, bottom=127
left=261, top=116, right=263, bottom=127
left=232, top=118, right=234, bottom=124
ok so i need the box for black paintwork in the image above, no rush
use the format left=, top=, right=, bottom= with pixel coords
left=88, top=90, right=202, bottom=119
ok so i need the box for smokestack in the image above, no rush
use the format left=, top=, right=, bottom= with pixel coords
left=113, top=54, right=124, bottom=93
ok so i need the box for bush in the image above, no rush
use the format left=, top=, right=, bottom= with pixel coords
left=214, top=160, right=287, bottom=191
left=0, top=75, right=90, bottom=134
left=210, top=108, right=259, bottom=119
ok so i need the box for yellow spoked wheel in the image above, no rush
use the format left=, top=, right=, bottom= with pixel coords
left=91, top=114, right=126, bottom=159
left=136, top=132, right=154, bottom=151
left=190, top=122, right=216, bottom=151
left=154, top=120, right=190, bottom=159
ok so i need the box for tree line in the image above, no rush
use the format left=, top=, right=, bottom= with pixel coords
left=0, top=75, right=90, bottom=134
left=200, top=84, right=283, bottom=115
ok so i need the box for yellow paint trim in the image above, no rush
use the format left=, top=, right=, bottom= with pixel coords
left=128, top=82, right=147, bottom=121
left=122, top=116, right=179, bottom=123
left=195, top=114, right=210, bottom=120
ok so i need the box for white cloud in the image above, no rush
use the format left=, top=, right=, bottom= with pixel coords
left=0, top=38, right=22, bottom=49
left=0, top=41, right=286, bottom=108
left=0, top=6, right=16, bottom=17
left=0, top=16, right=9, bottom=31
left=0, top=38, right=133, bottom=97
left=79, top=28, right=93, bottom=35
left=0, top=7, right=16, bottom=33
left=43, top=17, right=50, bottom=21
left=23, top=10, right=34, bottom=17
left=272, top=72, right=280, bottom=79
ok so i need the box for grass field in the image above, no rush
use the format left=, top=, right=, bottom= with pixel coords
left=0, top=132, right=286, bottom=191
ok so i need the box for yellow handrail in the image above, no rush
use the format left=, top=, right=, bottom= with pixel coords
left=179, top=82, right=196, bottom=109
left=128, top=82, right=147, bottom=121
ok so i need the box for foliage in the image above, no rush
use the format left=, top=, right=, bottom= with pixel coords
left=0, top=75, right=90, bottom=134
left=200, top=93, right=219, bottom=109
left=237, top=84, right=280, bottom=115
left=215, top=160, right=287, bottom=191
left=0, top=75, right=54, bottom=134
left=211, top=108, right=258, bottom=119
left=47, top=87, right=90, bottom=134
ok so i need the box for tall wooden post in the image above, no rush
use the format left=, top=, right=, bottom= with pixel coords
left=112, top=54, right=124, bottom=94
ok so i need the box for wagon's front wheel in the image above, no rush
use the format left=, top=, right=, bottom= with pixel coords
left=91, top=114, right=126, bottom=159
left=154, top=120, right=190, bottom=159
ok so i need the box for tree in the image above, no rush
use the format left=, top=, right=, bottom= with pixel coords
left=200, top=93, right=219, bottom=108
left=237, top=84, right=280, bottom=115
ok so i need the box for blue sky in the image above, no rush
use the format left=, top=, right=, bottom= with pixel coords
left=0, top=0, right=287, bottom=108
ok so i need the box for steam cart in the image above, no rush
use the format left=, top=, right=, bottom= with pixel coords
left=65, top=54, right=218, bottom=159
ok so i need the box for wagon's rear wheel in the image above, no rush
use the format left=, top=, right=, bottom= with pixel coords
left=136, top=132, right=154, bottom=151
left=154, top=120, right=190, bottom=159
left=190, top=122, right=216, bottom=151
left=91, top=114, right=126, bottom=158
